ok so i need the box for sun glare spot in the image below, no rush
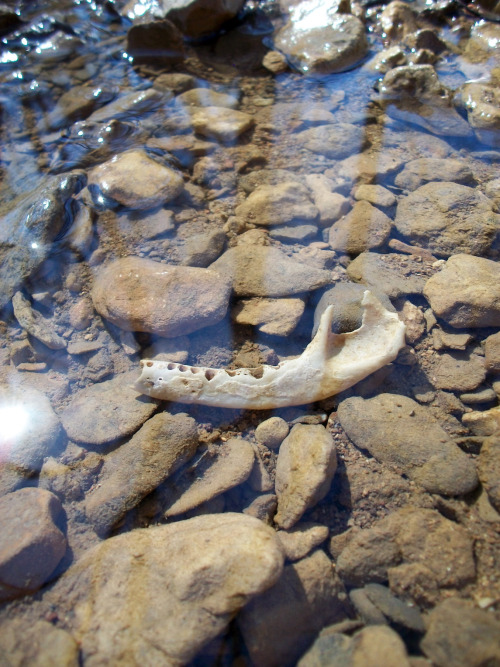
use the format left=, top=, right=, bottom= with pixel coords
left=0, top=404, right=30, bottom=441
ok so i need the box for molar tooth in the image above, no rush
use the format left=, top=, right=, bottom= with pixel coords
left=134, top=291, right=406, bottom=409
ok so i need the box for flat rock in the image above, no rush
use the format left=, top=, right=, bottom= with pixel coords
left=275, top=424, right=337, bottom=529
left=312, top=282, right=394, bottom=335
left=235, top=182, right=318, bottom=227
left=430, top=351, right=486, bottom=392
left=421, top=598, right=500, bottom=667
left=394, top=182, right=500, bottom=257
left=329, top=201, right=392, bottom=255
left=0, top=619, right=79, bottom=667
left=88, top=149, right=184, bottom=210
left=298, top=625, right=412, bottom=667
left=240, top=168, right=303, bottom=194
left=59, top=371, right=158, bottom=446
left=361, top=583, right=425, bottom=632
left=0, top=384, right=62, bottom=473
left=297, top=123, right=365, bottom=159
left=423, top=254, right=500, bottom=327
left=92, top=256, right=231, bottom=336
left=305, top=174, right=350, bottom=227
left=274, top=5, right=368, bottom=74
left=346, top=252, right=427, bottom=298
left=485, top=331, right=500, bottom=372
left=276, top=522, right=329, bottom=562
left=239, top=550, right=347, bottom=667
left=88, top=88, right=164, bottom=123
left=233, top=297, right=305, bottom=336
left=48, top=513, right=284, bottom=665
left=178, top=229, right=226, bottom=267
left=0, top=172, right=84, bottom=311
left=269, top=224, right=318, bottom=242
left=337, top=394, right=478, bottom=495
left=190, top=106, right=253, bottom=143
left=336, top=508, right=476, bottom=601
left=85, top=412, right=198, bottom=536
left=477, top=435, right=500, bottom=512
left=394, top=158, right=474, bottom=191
left=353, top=184, right=396, bottom=207
left=161, top=438, right=255, bottom=517
left=210, top=245, right=331, bottom=297
left=175, top=87, right=238, bottom=109
left=0, top=488, right=67, bottom=600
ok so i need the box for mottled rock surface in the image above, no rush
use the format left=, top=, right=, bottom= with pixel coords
left=298, top=123, right=365, bottom=159
left=92, top=256, right=231, bottom=336
left=477, top=435, right=500, bottom=512
left=276, top=522, right=329, bottom=562
left=191, top=106, right=253, bottom=142
left=0, top=619, right=79, bottom=667
left=329, top=201, right=392, bottom=255
left=337, top=394, right=478, bottom=495
left=48, top=513, right=284, bottom=665
left=235, top=182, right=318, bottom=227
left=0, top=488, right=66, bottom=600
left=347, top=252, right=427, bottom=297
left=233, top=297, right=305, bottom=335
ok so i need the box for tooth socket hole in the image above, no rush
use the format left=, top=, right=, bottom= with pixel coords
left=179, top=365, right=188, bottom=372
left=146, top=361, right=153, bottom=367
left=167, top=363, right=176, bottom=370
left=205, top=369, right=216, bottom=381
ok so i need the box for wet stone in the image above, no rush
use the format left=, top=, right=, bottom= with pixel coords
left=92, top=256, right=231, bottom=337
left=0, top=619, right=79, bottom=667
left=337, top=394, right=478, bottom=495
left=45, top=83, right=116, bottom=131
left=276, top=522, right=329, bottom=562
left=190, top=106, right=254, bottom=143
left=361, top=583, right=425, bottom=633
left=275, top=424, right=337, bottom=529
left=424, top=254, right=500, bottom=328
left=394, top=158, right=474, bottom=191
left=329, top=201, right=393, bottom=255
left=85, top=412, right=198, bottom=536
left=239, top=550, right=347, bottom=667
left=178, top=229, right=226, bottom=267
left=305, top=174, right=350, bottom=227
left=430, top=351, right=486, bottom=392
left=270, top=224, right=318, bottom=243
left=48, top=513, right=283, bottom=665
left=421, top=598, right=500, bottom=667
left=0, top=488, right=67, bottom=600
left=274, top=6, right=368, bottom=75
left=210, top=245, right=332, bottom=297
left=457, top=81, right=500, bottom=147
left=485, top=331, right=500, bottom=372
left=298, top=123, right=365, bottom=159
left=477, top=435, right=500, bottom=513
left=175, top=87, right=239, bottom=109
left=235, top=182, right=318, bottom=228
left=87, top=88, right=165, bottom=123
left=353, top=184, right=396, bottom=208
left=395, top=182, right=500, bottom=257
left=233, top=297, right=305, bottom=336
left=88, top=149, right=184, bottom=210
left=126, top=18, right=185, bottom=65
left=0, top=384, right=63, bottom=474
left=12, top=291, right=66, bottom=350
left=161, top=438, right=255, bottom=517
left=346, top=252, right=427, bottom=298
left=59, top=371, right=159, bottom=446
left=255, top=416, right=290, bottom=449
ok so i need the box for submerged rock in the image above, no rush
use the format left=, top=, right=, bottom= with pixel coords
left=48, top=513, right=284, bottom=665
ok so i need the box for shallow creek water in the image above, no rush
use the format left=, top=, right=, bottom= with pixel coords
left=0, top=0, right=499, bottom=664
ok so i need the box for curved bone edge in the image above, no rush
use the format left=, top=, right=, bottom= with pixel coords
left=134, top=291, right=406, bottom=409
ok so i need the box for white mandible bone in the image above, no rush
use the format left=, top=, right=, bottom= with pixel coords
left=134, top=290, right=406, bottom=409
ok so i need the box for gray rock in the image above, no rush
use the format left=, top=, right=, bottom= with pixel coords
left=477, top=435, right=500, bottom=513
left=0, top=172, right=85, bottom=311
left=297, top=123, right=365, bottom=159
left=329, top=201, right=393, bottom=255
left=347, top=252, right=427, bottom=297
left=87, top=88, right=165, bottom=123
left=0, top=488, right=67, bottom=600
left=394, top=158, right=474, bottom=191
left=0, top=384, right=62, bottom=473
left=0, top=619, right=79, bottom=667
left=421, top=598, right=500, bottom=667
left=161, top=438, right=255, bottom=517
left=210, top=245, right=332, bottom=297
left=48, top=513, right=284, bottom=665
left=395, top=182, right=499, bottom=257
left=274, top=7, right=368, bottom=74
left=179, top=229, right=226, bottom=267
left=255, top=416, right=290, bottom=449
left=85, top=412, right=198, bottom=536
left=126, top=18, right=185, bottom=65
left=88, top=149, right=184, bottom=210
left=336, top=508, right=475, bottom=603
left=276, top=522, right=329, bottom=562
left=337, top=394, right=478, bottom=495
left=305, top=174, right=350, bottom=227
left=45, top=83, right=117, bottom=131
left=60, top=372, right=159, bottom=446
left=431, top=351, right=486, bottom=392
left=313, top=282, right=394, bottom=335
left=12, top=291, right=66, bottom=350
left=235, top=182, right=318, bottom=228
left=269, top=224, right=318, bottom=243
left=424, top=254, right=500, bottom=327
left=92, top=256, right=231, bottom=337
left=362, top=583, right=425, bottom=632
left=190, top=106, right=254, bottom=143
left=239, top=550, right=347, bottom=667
left=298, top=625, right=412, bottom=667
left=233, top=297, right=305, bottom=336
left=275, top=424, right=337, bottom=529
left=353, top=184, right=396, bottom=207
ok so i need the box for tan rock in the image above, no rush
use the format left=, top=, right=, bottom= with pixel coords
left=329, top=200, right=392, bottom=254
left=233, top=297, right=305, bottom=335
left=191, top=106, right=254, bottom=142
left=235, top=182, right=318, bottom=227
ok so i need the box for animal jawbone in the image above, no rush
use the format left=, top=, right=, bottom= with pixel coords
left=134, top=290, right=406, bottom=409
